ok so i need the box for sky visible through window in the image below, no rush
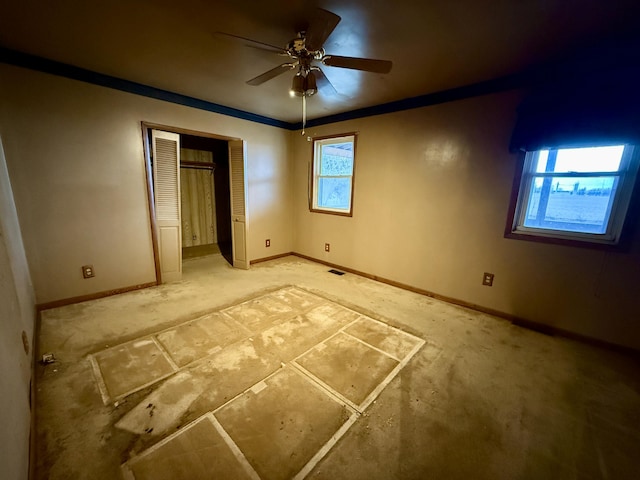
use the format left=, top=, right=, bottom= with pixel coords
left=535, top=146, right=624, bottom=191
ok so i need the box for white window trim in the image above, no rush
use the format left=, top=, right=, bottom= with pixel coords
left=511, top=145, right=640, bottom=246
left=310, top=134, right=356, bottom=216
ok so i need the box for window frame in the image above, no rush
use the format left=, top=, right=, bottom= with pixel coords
left=310, top=133, right=357, bottom=216
left=505, top=144, right=640, bottom=249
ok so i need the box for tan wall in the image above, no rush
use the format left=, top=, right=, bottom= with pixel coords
left=0, top=64, right=293, bottom=304
left=292, top=91, right=640, bottom=350
left=0, top=136, right=36, bottom=480
left=1, top=62, right=638, bottom=350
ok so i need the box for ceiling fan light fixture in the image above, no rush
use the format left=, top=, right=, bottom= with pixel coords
left=305, top=71, right=318, bottom=96
left=290, top=73, right=305, bottom=97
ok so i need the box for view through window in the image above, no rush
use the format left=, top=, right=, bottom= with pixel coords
left=511, top=145, right=639, bottom=245
left=311, top=134, right=356, bottom=215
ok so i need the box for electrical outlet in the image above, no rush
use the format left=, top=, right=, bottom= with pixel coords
left=82, top=265, right=95, bottom=279
left=482, top=272, right=494, bottom=286
left=265, top=239, right=270, bottom=247
left=324, top=243, right=330, bottom=252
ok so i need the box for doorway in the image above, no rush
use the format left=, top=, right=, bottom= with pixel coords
left=179, top=134, right=233, bottom=266
left=143, top=123, right=247, bottom=284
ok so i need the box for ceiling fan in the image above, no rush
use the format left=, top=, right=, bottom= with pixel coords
left=217, top=8, right=392, bottom=101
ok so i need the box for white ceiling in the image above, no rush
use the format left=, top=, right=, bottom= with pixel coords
left=1, top=0, right=639, bottom=124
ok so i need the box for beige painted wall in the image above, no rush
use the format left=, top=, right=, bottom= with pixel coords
left=292, top=92, right=640, bottom=350
left=0, top=64, right=293, bottom=304
left=1, top=62, right=638, bottom=351
left=0, top=136, right=36, bottom=480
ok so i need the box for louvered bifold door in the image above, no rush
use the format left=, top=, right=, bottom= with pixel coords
left=152, top=130, right=182, bottom=282
left=229, top=139, right=248, bottom=269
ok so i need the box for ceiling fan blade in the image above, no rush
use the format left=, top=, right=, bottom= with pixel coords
left=246, top=63, right=294, bottom=86
left=215, top=32, right=286, bottom=54
left=314, top=68, right=338, bottom=96
left=305, top=8, right=341, bottom=51
left=322, top=55, right=392, bottom=74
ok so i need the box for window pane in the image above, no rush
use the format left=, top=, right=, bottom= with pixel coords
left=524, top=176, right=619, bottom=233
left=320, top=143, right=353, bottom=176
left=535, top=150, right=550, bottom=172
left=534, top=146, right=624, bottom=173
left=317, top=177, right=352, bottom=210
left=312, top=134, right=356, bottom=215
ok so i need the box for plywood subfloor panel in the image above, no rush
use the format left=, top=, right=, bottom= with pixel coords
left=125, top=415, right=256, bottom=480
left=214, top=367, right=353, bottom=480
left=109, top=286, right=424, bottom=479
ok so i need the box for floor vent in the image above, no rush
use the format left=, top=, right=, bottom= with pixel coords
left=328, top=269, right=345, bottom=276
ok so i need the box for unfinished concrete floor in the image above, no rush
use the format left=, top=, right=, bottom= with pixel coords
left=36, top=254, right=640, bottom=479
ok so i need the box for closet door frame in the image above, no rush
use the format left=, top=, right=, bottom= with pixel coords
left=141, top=122, right=247, bottom=283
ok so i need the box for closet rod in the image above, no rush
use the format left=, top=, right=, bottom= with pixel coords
left=180, top=161, right=215, bottom=171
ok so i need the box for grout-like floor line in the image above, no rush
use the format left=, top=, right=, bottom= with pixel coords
left=340, top=329, right=404, bottom=362
left=150, top=335, right=180, bottom=371
left=293, top=412, right=360, bottom=480
left=357, top=338, right=427, bottom=413
left=208, top=413, right=262, bottom=480
left=87, top=354, right=111, bottom=406
left=211, top=365, right=286, bottom=415
left=111, top=370, right=178, bottom=406
left=289, top=361, right=362, bottom=414
left=123, top=415, right=210, bottom=466
left=119, top=463, right=135, bottom=480
left=355, top=313, right=425, bottom=340
left=223, top=311, right=254, bottom=336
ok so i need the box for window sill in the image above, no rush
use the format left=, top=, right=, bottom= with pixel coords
left=309, top=207, right=353, bottom=217
left=504, top=230, right=630, bottom=251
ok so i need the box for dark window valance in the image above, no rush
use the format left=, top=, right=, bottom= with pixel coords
left=509, top=68, right=640, bottom=152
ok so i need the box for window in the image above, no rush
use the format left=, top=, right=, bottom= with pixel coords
left=311, top=134, right=356, bottom=216
left=508, top=144, right=640, bottom=246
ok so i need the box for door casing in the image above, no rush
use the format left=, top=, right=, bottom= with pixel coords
left=141, top=122, right=248, bottom=283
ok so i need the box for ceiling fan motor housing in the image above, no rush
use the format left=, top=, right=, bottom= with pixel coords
left=290, top=37, right=306, bottom=53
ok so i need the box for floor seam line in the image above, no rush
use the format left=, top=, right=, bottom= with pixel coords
left=208, top=413, right=262, bottom=480
left=150, top=335, right=180, bottom=371
left=87, top=354, right=111, bottom=406
left=289, top=361, right=362, bottom=414
left=340, top=330, right=403, bottom=362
